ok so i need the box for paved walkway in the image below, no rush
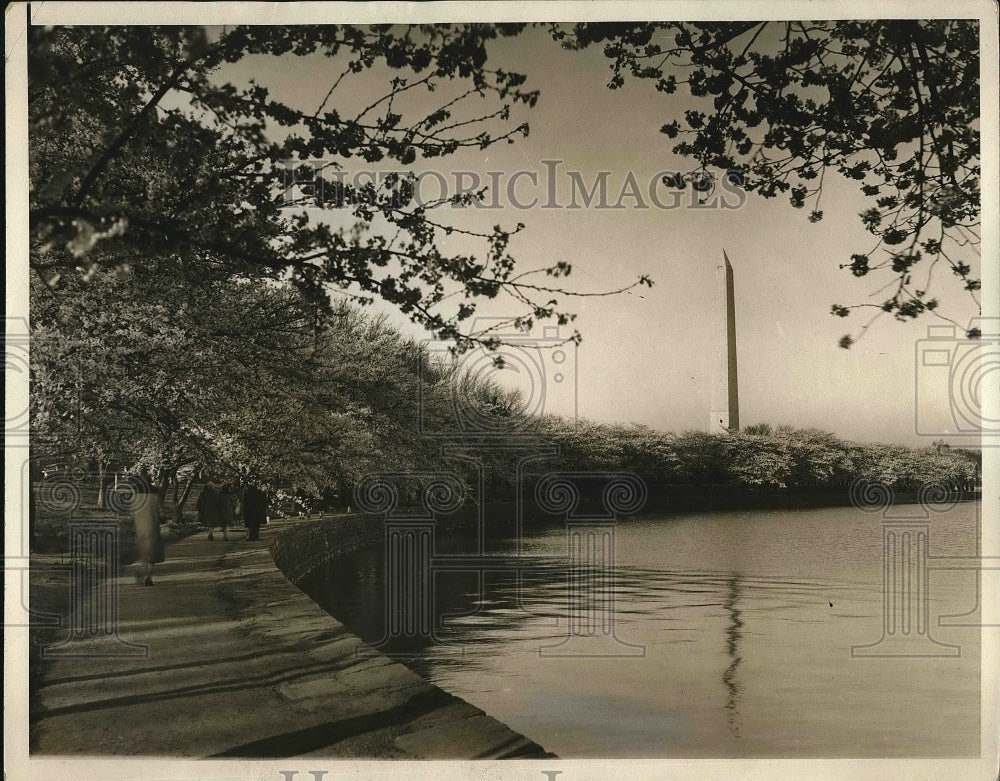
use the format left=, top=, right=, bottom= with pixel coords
left=29, top=522, right=553, bottom=759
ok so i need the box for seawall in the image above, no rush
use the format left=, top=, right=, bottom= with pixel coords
left=269, top=512, right=385, bottom=584
left=29, top=517, right=554, bottom=759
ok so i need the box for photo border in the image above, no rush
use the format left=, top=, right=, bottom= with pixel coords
left=6, top=2, right=998, bottom=780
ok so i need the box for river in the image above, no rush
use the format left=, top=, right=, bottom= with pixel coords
left=297, top=503, right=982, bottom=757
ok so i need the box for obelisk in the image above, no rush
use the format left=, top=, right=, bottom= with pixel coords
left=710, top=251, right=739, bottom=432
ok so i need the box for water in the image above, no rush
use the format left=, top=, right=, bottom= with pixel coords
left=298, top=504, right=982, bottom=757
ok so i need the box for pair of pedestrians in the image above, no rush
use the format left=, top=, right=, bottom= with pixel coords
left=197, top=482, right=270, bottom=541
left=197, top=482, right=235, bottom=541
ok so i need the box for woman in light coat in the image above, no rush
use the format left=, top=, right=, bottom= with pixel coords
left=132, top=478, right=164, bottom=586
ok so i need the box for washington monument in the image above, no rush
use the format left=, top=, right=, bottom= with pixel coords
left=710, top=251, right=739, bottom=432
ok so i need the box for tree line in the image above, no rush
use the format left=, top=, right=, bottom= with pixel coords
left=531, top=418, right=980, bottom=494
left=25, top=21, right=982, bottom=522
left=31, top=262, right=979, bottom=521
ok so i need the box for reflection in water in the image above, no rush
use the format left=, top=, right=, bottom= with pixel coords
left=296, top=506, right=980, bottom=758
left=722, top=574, right=743, bottom=735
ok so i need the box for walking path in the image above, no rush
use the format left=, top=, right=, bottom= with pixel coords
left=29, top=521, right=553, bottom=759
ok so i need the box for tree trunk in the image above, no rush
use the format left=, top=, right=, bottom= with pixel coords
left=156, top=467, right=172, bottom=514
left=96, top=460, right=108, bottom=510
left=338, top=477, right=351, bottom=513
left=174, top=476, right=194, bottom=523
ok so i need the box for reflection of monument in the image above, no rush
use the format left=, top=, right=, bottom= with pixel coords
left=721, top=574, right=743, bottom=734
left=710, top=251, right=740, bottom=432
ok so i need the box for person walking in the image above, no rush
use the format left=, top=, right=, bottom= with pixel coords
left=131, top=476, right=164, bottom=586
left=242, top=484, right=268, bottom=541
left=197, top=480, right=224, bottom=541
left=219, top=483, right=235, bottom=541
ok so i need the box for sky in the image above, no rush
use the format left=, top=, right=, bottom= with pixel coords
left=20, top=10, right=993, bottom=450
left=206, top=22, right=992, bottom=447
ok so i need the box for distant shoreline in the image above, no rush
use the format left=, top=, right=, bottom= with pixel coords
left=421, top=489, right=980, bottom=521
left=634, top=487, right=978, bottom=514
left=278, top=489, right=979, bottom=528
